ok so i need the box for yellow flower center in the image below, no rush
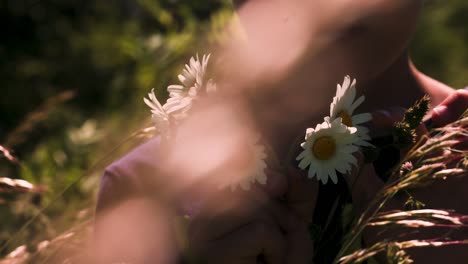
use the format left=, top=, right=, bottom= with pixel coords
left=312, top=136, right=336, bottom=160
left=338, top=111, right=353, bottom=127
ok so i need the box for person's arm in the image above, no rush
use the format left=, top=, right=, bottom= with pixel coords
left=95, top=137, right=164, bottom=213
left=94, top=137, right=289, bottom=264
left=94, top=137, right=181, bottom=263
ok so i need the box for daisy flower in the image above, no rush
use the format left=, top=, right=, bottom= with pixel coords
left=221, top=134, right=268, bottom=191
left=329, top=75, right=372, bottom=146
left=170, top=54, right=211, bottom=95
left=164, top=54, right=215, bottom=118
left=144, top=89, right=170, bottom=138
left=167, top=54, right=211, bottom=98
left=296, top=118, right=360, bottom=184
left=162, top=94, right=196, bottom=120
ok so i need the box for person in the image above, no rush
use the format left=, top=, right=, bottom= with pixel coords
left=95, top=0, right=468, bottom=263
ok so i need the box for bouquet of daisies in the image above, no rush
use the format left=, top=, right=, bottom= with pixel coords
left=145, top=54, right=375, bottom=189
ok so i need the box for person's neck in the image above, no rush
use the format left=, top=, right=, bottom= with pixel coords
left=256, top=51, right=453, bottom=163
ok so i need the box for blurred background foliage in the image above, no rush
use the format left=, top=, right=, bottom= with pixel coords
left=411, top=0, right=468, bottom=88
left=0, top=0, right=467, bottom=261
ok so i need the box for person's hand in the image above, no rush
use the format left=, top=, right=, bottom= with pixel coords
left=431, top=88, right=468, bottom=127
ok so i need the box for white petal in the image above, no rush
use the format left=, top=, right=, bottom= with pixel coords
left=306, top=128, right=315, bottom=135
left=329, top=169, right=338, bottom=184
left=329, top=98, right=337, bottom=117
left=298, top=155, right=312, bottom=169
left=357, top=125, right=370, bottom=134
left=257, top=172, right=267, bottom=185
left=349, top=95, right=365, bottom=114
left=320, top=171, right=329, bottom=184
left=178, top=74, right=187, bottom=84
left=308, top=165, right=317, bottom=179
left=348, top=126, right=358, bottom=134
left=188, top=86, right=198, bottom=97
left=341, top=81, right=356, bottom=110
left=355, top=140, right=373, bottom=147
left=349, top=78, right=357, bottom=97
left=206, top=80, right=217, bottom=93
left=144, top=97, right=160, bottom=112
left=163, top=98, right=192, bottom=114
left=335, top=162, right=348, bottom=174
left=340, top=145, right=359, bottom=153
left=346, top=153, right=358, bottom=166
left=336, top=84, right=341, bottom=98
left=352, top=113, right=372, bottom=125
left=342, top=76, right=351, bottom=93
left=240, top=181, right=251, bottom=191
left=167, top=85, right=186, bottom=93
left=317, top=166, right=327, bottom=184
left=296, top=150, right=308, bottom=161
